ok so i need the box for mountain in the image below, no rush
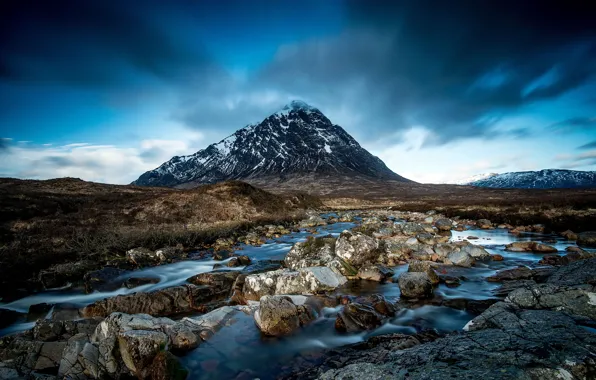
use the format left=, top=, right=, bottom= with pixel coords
left=466, top=169, right=596, bottom=189
left=447, top=172, right=498, bottom=185
left=133, top=100, right=411, bottom=187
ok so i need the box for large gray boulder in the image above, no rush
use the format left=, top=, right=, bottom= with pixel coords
left=356, top=264, right=394, bottom=282
left=285, top=236, right=336, bottom=269
left=335, top=231, right=382, bottom=267
left=254, top=295, right=315, bottom=336
left=397, top=272, right=433, bottom=299
left=242, top=267, right=347, bottom=301
left=117, top=330, right=167, bottom=378
left=446, top=250, right=475, bottom=267
left=460, top=244, right=491, bottom=260
left=408, top=261, right=439, bottom=285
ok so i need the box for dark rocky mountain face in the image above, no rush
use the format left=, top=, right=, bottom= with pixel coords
left=467, top=169, right=596, bottom=189
left=133, top=100, right=411, bottom=187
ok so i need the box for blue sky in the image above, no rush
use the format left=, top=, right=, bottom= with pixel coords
left=1, top=0, right=595, bottom=184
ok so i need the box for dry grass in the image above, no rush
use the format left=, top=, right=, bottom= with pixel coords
left=0, top=178, right=319, bottom=297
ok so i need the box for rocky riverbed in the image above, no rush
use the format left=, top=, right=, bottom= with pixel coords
left=1, top=210, right=596, bottom=379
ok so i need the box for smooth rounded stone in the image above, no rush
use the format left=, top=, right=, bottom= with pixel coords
left=335, top=298, right=395, bottom=333
left=124, top=277, right=160, bottom=289
left=424, top=216, right=434, bottom=223
left=505, top=241, right=557, bottom=253
left=397, top=272, right=433, bottom=299
left=416, top=233, right=436, bottom=245
left=560, top=230, right=578, bottom=240
left=491, top=254, right=504, bottom=261
left=405, top=237, right=419, bottom=245
left=434, top=218, right=453, bottom=231
left=118, top=330, right=168, bottom=377
left=446, top=250, right=475, bottom=267
left=460, top=244, right=491, bottom=260
left=467, top=235, right=479, bottom=240
left=476, top=219, right=493, bottom=229
left=407, top=261, right=440, bottom=285
left=226, top=255, right=251, bottom=267
left=335, top=230, right=382, bottom=267
left=83, top=267, right=130, bottom=293
left=578, top=231, right=596, bottom=247
left=126, top=247, right=160, bottom=266
left=356, top=264, right=394, bottom=282
left=181, top=306, right=240, bottom=339
left=254, top=295, right=315, bottom=336
left=439, top=275, right=461, bottom=287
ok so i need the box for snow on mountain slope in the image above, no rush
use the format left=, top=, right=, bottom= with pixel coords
left=466, top=169, right=596, bottom=189
left=448, top=173, right=499, bottom=185
left=133, top=100, right=410, bottom=187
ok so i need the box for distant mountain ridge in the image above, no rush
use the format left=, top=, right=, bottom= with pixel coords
left=466, top=169, right=596, bottom=189
left=133, top=100, right=411, bottom=187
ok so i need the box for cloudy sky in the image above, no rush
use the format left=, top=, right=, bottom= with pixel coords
left=1, top=0, right=595, bottom=184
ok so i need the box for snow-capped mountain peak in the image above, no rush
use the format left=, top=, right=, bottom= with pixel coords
left=133, top=101, right=411, bottom=187
left=466, top=169, right=596, bottom=189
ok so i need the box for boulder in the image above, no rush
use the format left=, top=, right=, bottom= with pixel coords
left=446, top=251, right=475, bottom=267
left=432, top=243, right=459, bottom=260
left=181, top=306, right=241, bottom=340
left=560, top=230, right=578, bottom=240
left=356, top=264, right=394, bottom=282
left=187, top=270, right=240, bottom=290
left=226, top=255, right=251, bottom=267
left=407, top=261, right=440, bottom=285
left=577, top=231, right=596, bottom=247
left=487, top=266, right=534, bottom=282
left=335, top=295, right=397, bottom=332
left=284, top=235, right=356, bottom=276
left=118, top=330, right=168, bottom=378
left=335, top=231, right=382, bottom=267
left=460, top=244, right=491, bottom=260
left=148, top=351, right=189, bottom=380
left=476, top=219, right=492, bottom=229
left=242, top=267, right=347, bottom=301
left=400, top=223, right=427, bottom=236
left=416, top=233, right=436, bottom=245
left=38, top=260, right=96, bottom=289
left=397, top=272, right=433, bottom=299
left=254, top=295, right=315, bottom=336
left=505, top=241, right=557, bottom=253
left=83, top=267, right=129, bottom=293
left=124, top=277, right=160, bottom=289
left=434, top=218, right=452, bottom=231
left=155, top=246, right=184, bottom=262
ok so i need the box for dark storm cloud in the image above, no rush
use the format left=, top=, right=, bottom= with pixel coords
left=257, top=0, right=596, bottom=144
left=0, top=0, right=209, bottom=87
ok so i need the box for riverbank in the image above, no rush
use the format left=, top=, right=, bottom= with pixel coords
left=1, top=207, right=596, bottom=379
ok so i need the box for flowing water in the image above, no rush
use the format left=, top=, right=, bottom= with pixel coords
left=0, top=218, right=593, bottom=379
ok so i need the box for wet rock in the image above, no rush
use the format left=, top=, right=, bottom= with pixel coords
left=335, top=231, right=382, bottom=267
left=226, top=255, right=251, bottom=267
left=505, top=283, right=596, bottom=320
left=335, top=295, right=397, bottom=332
left=505, top=241, right=557, bottom=253
left=446, top=250, right=475, bottom=267
left=187, top=270, right=240, bottom=290
left=560, top=230, right=578, bottom=240
left=491, top=254, right=504, bottom=261
left=467, top=235, right=479, bottom=240
left=51, top=303, right=81, bottom=321
left=547, top=258, right=596, bottom=286
left=118, top=330, right=168, bottom=378
left=38, top=260, right=96, bottom=290
left=124, top=277, right=160, bottom=289
left=439, top=275, right=461, bottom=287
left=356, top=264, right=394, bottom=282
left=487, top=266, right=534, bottom=282
left=0, top=308, right=24, bottom=329
left=84, top=267, right=129, bottom=293
left=82, top=284, right=229, bottom=318
left=254, top=295, right=315, bottom=336
left=434, top=218, right=452, bottom=231
left=148, top=350, right=189, bottom=380
left=397, top=272, right=433, bottom=299
left=407, top=261, right=439, bottom=285
left=34, top=341, right=67, bottom=371
left=243, top=267, right=347, bottom=301
left=28, top=303, right=53, bottom=321
left=460, top=244, right=491, bottom=260
left=577, top=231, right=596, bottom=247
left=182, top=306, right=241, bottom=340
left=476, top=219, right=492, bottom=229
left=432, top=243, right=459, bottom=260
left=493, top=279, right=537, bottom=297
left=299, top=215, right=327, bottom=228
